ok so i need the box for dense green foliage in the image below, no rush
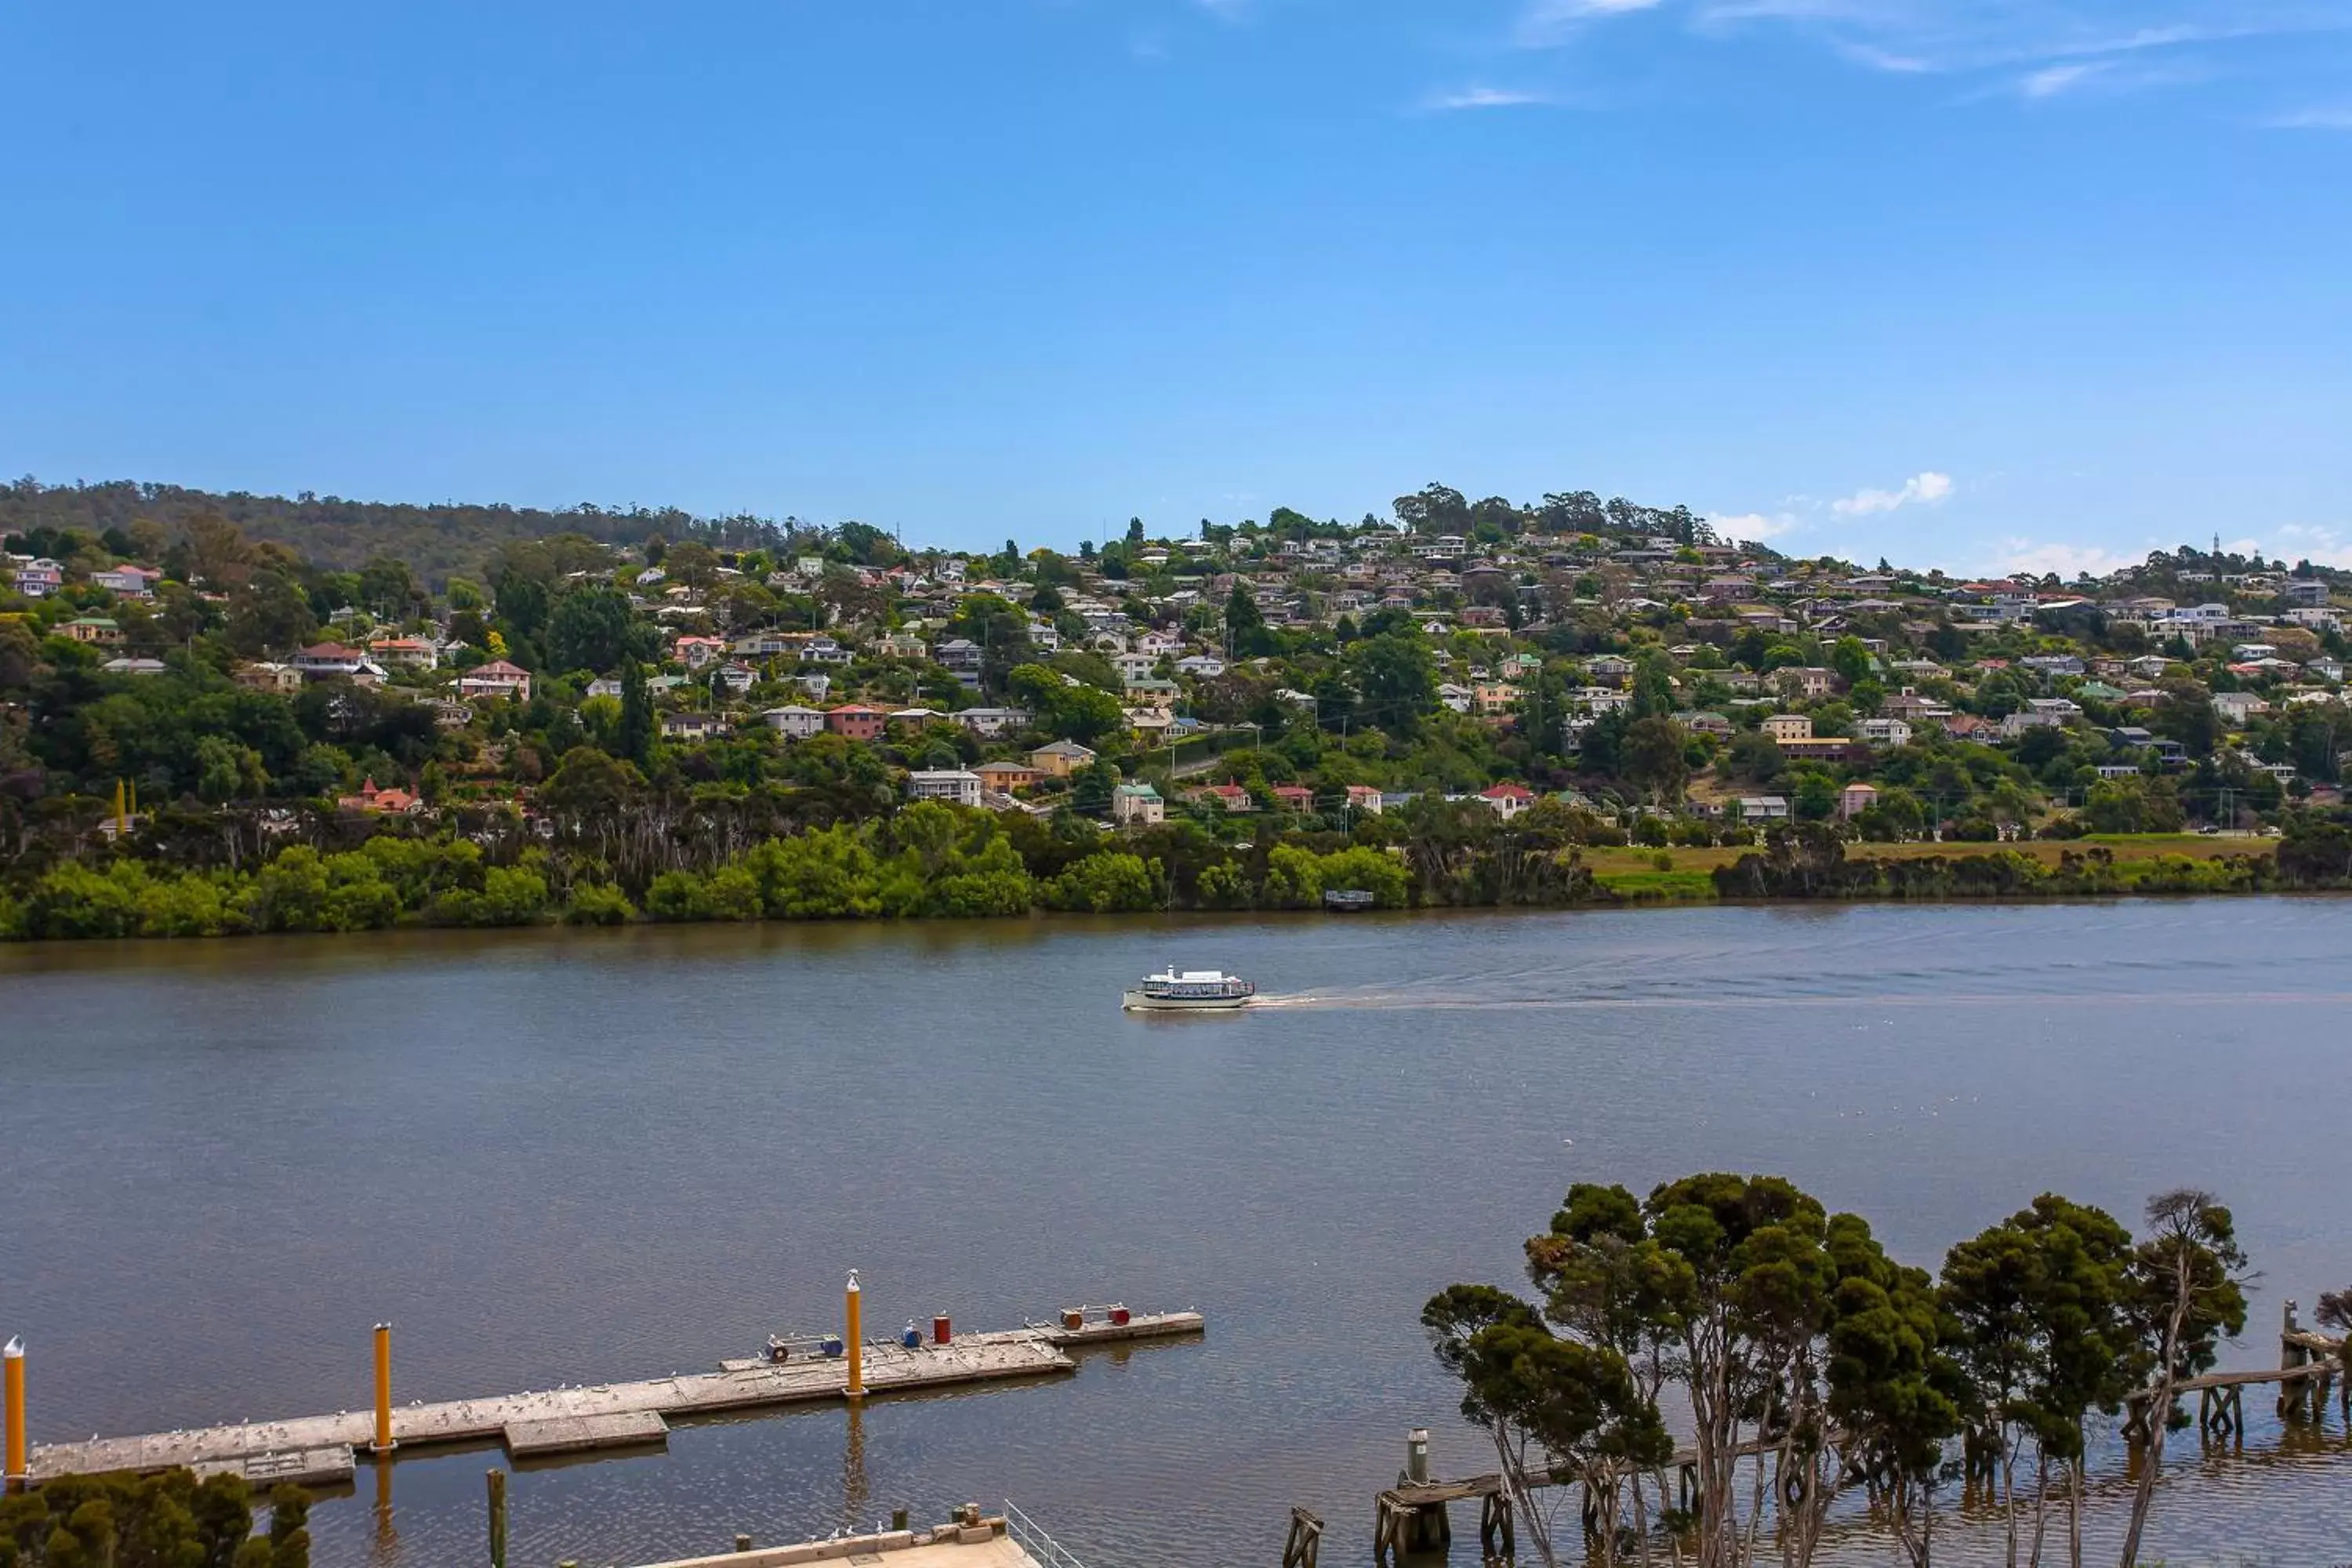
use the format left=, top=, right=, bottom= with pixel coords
left=1, top=477, right=791, bottom=586
left=0, top=1471, right=308, bottom=1568
left=1709, top=822, right=2326, bottom=899
left=1429, top=1175, right=2252, bottom=1568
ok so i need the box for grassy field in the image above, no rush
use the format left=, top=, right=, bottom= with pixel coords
left=1584, top=833, right=2274, bottom=896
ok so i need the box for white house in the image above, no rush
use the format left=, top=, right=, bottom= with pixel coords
left=762, top=705, right=827, bottom=739
left=1857, top=717, right=1913, bottom=748
left=955, top=707, right=1032, bottom=739
left=2212, top=691, right=2268, bottom=726
left=906, top=769, right=983, bottom=808
left=1112, top=783, right=1166, bottom=826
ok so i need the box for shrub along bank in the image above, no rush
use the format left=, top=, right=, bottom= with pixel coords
left=6, top=809, right=2350, bottom=942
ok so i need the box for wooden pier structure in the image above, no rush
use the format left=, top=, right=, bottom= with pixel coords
left=626, top=1508, right=1040, bottom=1568
left=2122, top=1301, right=2347, bottom=1440
left=21, top=1307, right=1202, bottom=1490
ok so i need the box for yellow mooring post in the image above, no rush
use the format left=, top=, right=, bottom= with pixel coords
left=844, top=1272, right=864, bottom=1400
left=372, top=1323, right=395, bottom=1453
left=112, top=779, right=127, bottom=837
left=4, top=1336, right=26, bottom=1491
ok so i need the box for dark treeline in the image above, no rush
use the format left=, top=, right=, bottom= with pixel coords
left=0, top=477, right=800, bottom=586
left=0, top=1469, right=310, bottom=1568
left=0, top=789, right=1626, bottom=938
left=1708, top=820, right=2352, bottom=899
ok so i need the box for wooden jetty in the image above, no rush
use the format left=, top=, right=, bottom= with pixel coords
left=25, top=1309, right=1202, bottom=1487
left=2123, top=1301, right=2347, bottom=1439
left=622, top=1505, right=1037, bottom=1568
left=629, top=1522, right=1036, bottom=1568
left=624, top=1502, right=1080, bottom=1568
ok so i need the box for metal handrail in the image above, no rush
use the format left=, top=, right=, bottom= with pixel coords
left=1003, top=1500, right=1091, bottom=1568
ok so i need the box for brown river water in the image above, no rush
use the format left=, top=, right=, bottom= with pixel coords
left=2, top=900, right=2347, bottom=1566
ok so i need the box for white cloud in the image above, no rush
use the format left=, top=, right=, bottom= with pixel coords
left=1517, top=0, right=1668, bottom=46
left=2267, top=522, right=2352, bottom=567
left=2020, top=61, right=2104, bottom=96
left=1708, top=510, right=1802, bottom=543
left=1997, top=539, right=2138, bottom=578
left=1838, top=42, right=1932, bottom=72
left=1831, top=470, right=1955, bottom=517
left=1680, top=0, right=2341, bottom=93
left=1423, top=84, right=1552, bottom=111
left=2266, top=105, right=2352, bottom=129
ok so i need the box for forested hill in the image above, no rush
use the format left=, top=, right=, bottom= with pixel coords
left=0, top=478, right=789, bottom=586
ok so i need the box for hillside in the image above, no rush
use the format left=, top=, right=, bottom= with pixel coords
left=0, top=477, right=789, bottom=586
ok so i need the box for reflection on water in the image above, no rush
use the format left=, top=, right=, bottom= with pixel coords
left=3, top=900, right=2350, bottom=1566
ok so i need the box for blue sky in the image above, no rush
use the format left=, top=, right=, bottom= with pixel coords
left=3, top=1, right=2348, bottom=572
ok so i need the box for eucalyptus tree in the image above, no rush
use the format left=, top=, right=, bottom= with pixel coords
left=1421, top=1283, right=1671, bottom=1568
left=1436, top=1174, right=1957, bottom=1568
left=1940, top=1195, right=2136, bottom=1568
left=2116, top=1190, right=2249, bottom=1568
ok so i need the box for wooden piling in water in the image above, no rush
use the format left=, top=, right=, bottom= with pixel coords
left=487, top=1468, right=507, bottom=1568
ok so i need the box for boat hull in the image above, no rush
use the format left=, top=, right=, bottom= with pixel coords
left=1122, top=990, right=1254, bottom=1012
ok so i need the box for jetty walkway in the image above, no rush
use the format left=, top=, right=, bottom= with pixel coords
left=23, top=1309, right=1201, bottom=1490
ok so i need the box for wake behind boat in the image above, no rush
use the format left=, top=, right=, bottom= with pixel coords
left=1122, top=966, right=1257, bottom=1012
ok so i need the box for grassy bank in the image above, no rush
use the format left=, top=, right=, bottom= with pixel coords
left=1586, top=834, right=2279, bottom=902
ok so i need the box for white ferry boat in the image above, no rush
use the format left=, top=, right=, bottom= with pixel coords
left=1122, top=967, right=1257, bottom=1012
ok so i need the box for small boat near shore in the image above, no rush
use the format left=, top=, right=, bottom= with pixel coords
left=1122, top=967, right=1257, bottom=1011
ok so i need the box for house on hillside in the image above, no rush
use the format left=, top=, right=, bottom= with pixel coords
left=762, top=705, right=827, bottom=739
left=906, top=769, right=983, bottom=808
left=337, top=778, right=423, bottom=815
left=826, top=704, right=887, bottom=741
left=975, top=761, right=1043, bottom=793
left=1478, top=782, right=1534, bottom=819
left=1186, top=783, right=1254, bottom=813
left=457, top=659, right=533, bottom=702
left=660, top=712, right=728, bottom=741
left=1112, top=783, right=1166, bottom=826
left=1030, top=740, right=1097, bottom=778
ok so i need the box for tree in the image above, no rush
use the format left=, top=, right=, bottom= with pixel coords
left=183, top=512, right=257, bottom=589
left=1724, top=728, right=1785, bottom=786
left=663, top=539, right=720, bottom=591
left=1505, top=1173, right=1951, bottom=1568
left=1007, top=663, right=1124, bottom=745
left=1630, top=653, right=1675, bottom=720
left=0, top=1470, right=310, bottom=1568
left=356, top=555, right=426, bottom=622
left=2117, top=1190, right=2249, bottom=1568
left=1620, top=717, right=1688, bottom=803
left=1829, top=636, right=1874, bottom=688
left=1070, top=760, right=1119, bottom=817
left=1225, top=582, right=1273, bottom=658
left=617, top=659, right=654, bottom=766
left=1042, top=851, right=1160, bottom=911
left=1941, top=1195, right=2136, bottom=1568
left=1345, top=633, right=1437, bottom=735
left=546, top=585, right=652, bottom=675
left=1422, top=1284, right=1669, bottom=1568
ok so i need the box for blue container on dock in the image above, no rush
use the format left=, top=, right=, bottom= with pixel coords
left=821, top=1334, right=844, bottom=1358
left=901, top=1322, right=921, bottom=1348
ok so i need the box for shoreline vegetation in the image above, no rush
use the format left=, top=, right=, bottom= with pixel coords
left=15, top=482, right=2352, bottom=947
left=4, top=814, right=2343, bottom=943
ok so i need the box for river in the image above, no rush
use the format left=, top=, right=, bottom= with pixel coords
left=3, top=900, right=2348, bottom=1566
